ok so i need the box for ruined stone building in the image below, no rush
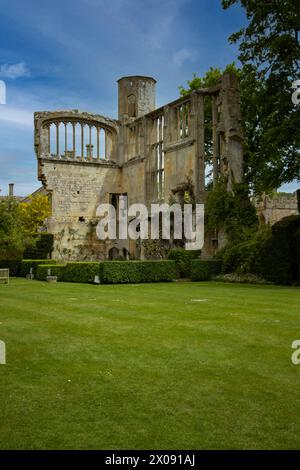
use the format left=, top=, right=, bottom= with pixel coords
left=34, top=73, right=244, bottom=260
left=256, top=193, right=298, bottom=226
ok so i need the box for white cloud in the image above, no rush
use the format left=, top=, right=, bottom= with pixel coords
left=0, top=62, right=30, bottom=80
left=173, top=48, right=198, bottom=67
left=0, top=106, right=33, bottom=127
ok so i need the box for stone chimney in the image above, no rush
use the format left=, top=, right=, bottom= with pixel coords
left=8, top=183, right=14, bottom=197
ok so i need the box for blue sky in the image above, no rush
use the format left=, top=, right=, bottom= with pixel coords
left=0, top=0, right=296, bottom=195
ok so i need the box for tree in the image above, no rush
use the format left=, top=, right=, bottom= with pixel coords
left=0, top=198, right=25, bottom=259
left=19, top=194, right=51, bottom=235
left=222, top=0, right=300, bottom=193
left=180, top=2, right=300, bottom=193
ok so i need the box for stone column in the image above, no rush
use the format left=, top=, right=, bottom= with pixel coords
left=64, top=123, right=68, bottom=156
left=97, top=127, right=100, bottom=159
left=212, top=95, right=219, bottom=187
left=56, top=123, right=59, bottom=156
left=193, top=93, right=205, bottom=203
left=72, top=122, right=76, bottom=158
left=81, top=123, right=84, bottom=158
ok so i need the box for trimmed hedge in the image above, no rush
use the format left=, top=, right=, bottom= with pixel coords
left=257, top=215, right=300, bottom=284
left=36, top=264, right=65, bottom=281
left=23, top=233, right=54, bottom=259
left=99, top=260, right=176, bottom=284
left=168, top=248, right=201, bottom=278
left=63, top=262, right=100, bottom=283
left=191, top=259, right=222, bottom=281
left=20, top=259, right=57, bottom=277
left=0, top=259, right=22, bottom=276
left=217, top=216, right=300, bottom=285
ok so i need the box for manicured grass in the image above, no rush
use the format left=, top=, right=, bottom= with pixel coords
left=0, top=278, right=300, bottom=449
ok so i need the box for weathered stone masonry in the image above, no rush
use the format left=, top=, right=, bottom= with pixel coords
left=34, top=74, right=243, bottom=260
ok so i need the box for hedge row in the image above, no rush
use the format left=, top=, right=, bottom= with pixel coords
left=35, top=263, right=99, bottom=283
left=168, top=248, right=201, bottom=278
left=191, top=260, right=222, bottom=281
left=0, top=259, right=22, bottom=276
left=63, top=262, right=100, bottom=283
left=20, top=259, right=57, bottom=277
left=26, top=260, right=176, bottom=284
left=36, top=264, right=66, bottom=281
left=100, top=260, right=176, bottom=284
left=217, top=215, right=300, bottom=285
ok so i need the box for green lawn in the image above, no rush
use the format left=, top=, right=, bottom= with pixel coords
left=0, top=278, right=300, bottom=449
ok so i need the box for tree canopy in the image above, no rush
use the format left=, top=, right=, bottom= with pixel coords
left=0, top=198, right=25, bottom=259
left=19, top=194, right=51, bottom=235
left=180, top=1, right=300, bottom=194
left=222, top=0, right=300, bottom=193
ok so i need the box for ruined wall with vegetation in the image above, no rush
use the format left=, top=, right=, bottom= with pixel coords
left=34, top=74, right=243, bottom=260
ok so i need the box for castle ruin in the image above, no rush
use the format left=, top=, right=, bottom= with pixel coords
left=34, top=73, right=243, bottom=260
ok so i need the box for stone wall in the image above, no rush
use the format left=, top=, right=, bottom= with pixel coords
left=34, top=73, right=244, bottom=260
left=256, top=193, right=298, bottom=226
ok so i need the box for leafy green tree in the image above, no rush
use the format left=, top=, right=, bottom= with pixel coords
left=205, top=178, right=258, bottom=242
left=0, top=198, right=25, bottom=259
left=180, top=2, right=300, bottom=193
left=222, top=0, right=300, bottom=193
left=19, top=194, right=51, bottom=235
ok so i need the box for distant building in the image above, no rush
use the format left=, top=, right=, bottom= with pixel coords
left=255, top=193, right=298, bottom=226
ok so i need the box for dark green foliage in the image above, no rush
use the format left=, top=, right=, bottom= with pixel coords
left=0, top=197, right=25, bottom=259
left=213, top=273, right=269, bottom=285
left=222, top=0, right=300, bottom=192
left=205, top=179, right=258, bottom=242
left=63, top=262, right=100, bottom=283
left=0, top=259, right=22, bottom=276
left=20, top=259, right=57, bottom=277
left=258, top=215, right=300, bottom=285
left=217, top=216, right=300, bottom=285
left=191, top=260, right=222, bottom=281
left=99, top=260, right=176, bottom=284
left=293, top=226, right=300, bottom=281
left=36, top=264, right=65, bottom=281
left=23, top=233, right=54, bottom=259
left=168, top=248, right=201, bottom=278
left=217, top=226, right=272, bottom=274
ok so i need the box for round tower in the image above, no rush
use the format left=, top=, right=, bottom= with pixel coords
left=118, top=76, right=156, bottom=120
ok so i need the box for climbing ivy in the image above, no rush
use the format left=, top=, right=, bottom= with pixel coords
left=205, top=178, right=258, bottom=242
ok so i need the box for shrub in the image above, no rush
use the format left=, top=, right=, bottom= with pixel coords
left=99, top=260, right=176, bottom=284
left=205, top=178, right=258, bottom=242
left=217, top=216, right=300, bottom=285
left=212, top=273, right=270, bottom=284
left=63, top=262, right=100, bottom=283
left=20, top=259, right=57, bottom=277
left=23, top=233, right=54, bottom=259
left=0, top=259, right=22, bottom=276
left=191, top=259, right=222, bottom=281
left=168, top=248, right=201, bottom=278
left=36, top=264, right=65, bottom=281
left=257, top=215, right=300, bottom=284
left=217, top=226, right=272, bottom=275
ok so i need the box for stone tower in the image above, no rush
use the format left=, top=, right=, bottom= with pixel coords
left=118, top=76, right=156, bottom=120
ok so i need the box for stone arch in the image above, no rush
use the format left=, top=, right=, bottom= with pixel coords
left=108, top=247, right=119, bottom=260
